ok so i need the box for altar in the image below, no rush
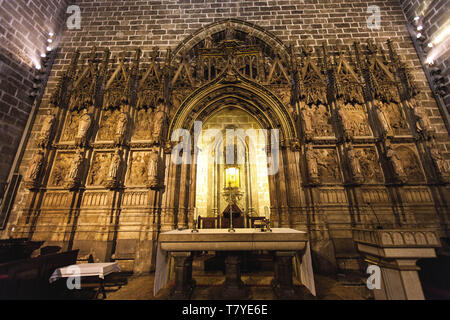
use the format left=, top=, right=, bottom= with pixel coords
left=155, top=228, right=315, bottom=299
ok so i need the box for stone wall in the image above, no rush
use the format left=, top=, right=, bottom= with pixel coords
left=0, top=0, right=71, bottom=185
left=1, top=1, right=449, bottom=275
left=400, top=0, right=450, bottom=110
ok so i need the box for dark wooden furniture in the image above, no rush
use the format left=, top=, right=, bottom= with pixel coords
left=197, top=216, right=219, bottom=229
left=0, top=250, right=79, bottom=299
left=246, top=216, right=266, bottom=228
left=0, top=239, right=44, bottom=263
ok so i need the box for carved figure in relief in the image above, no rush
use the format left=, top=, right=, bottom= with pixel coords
left=152, top=100, right=167, bottom=144
left=38, top=110, right=56, bottom=147
left=147, top=149, right=160, bottom=189
left=204, top=33, right=214, bottom=49
left=25, top=149, right=45, bottom=188
left=374, top=101, right=391, bottom=137
left=359, top=148, right=383, bottom=183
left=300, top=105, right=313, bottom=137
left=106, top=149, right=122, bottom=188
left=386, top=146, right=407, bottom=183
left=75, top=109, right=92, bottom=146
left=429, top=143, right=450, bottom=179
left=347, top=144, right=363, bottom=183
left=225, top=22, right=234, bottom=40
left=115, top=111, right=129, bottom=145
left=66, top=150, right=84, bottom=189
left=305, top=144, right=319, bottom=183
left=338, top=106, right=351, bottom=137
left=409, top=99, right=433, bottom=136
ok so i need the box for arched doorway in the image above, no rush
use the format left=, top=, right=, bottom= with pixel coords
left=195, top=107, right=271, bottom=220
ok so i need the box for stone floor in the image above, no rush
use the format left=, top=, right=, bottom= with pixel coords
left=105, top=271, right=368, bottom=300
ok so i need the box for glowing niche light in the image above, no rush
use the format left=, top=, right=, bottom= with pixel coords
left=225, top=166, right=240, bottom=189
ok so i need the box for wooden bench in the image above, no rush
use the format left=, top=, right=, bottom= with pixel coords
left=0, top=250, right=79, bottom=299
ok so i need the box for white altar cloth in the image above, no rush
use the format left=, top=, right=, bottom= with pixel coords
left=49, top=262, right=121, bottom=283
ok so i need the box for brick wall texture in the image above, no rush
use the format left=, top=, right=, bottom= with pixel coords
left=0, top=0, right=71, bottom=184
left=1, top=0, right=449, bottom=227
left=400, top=0, right=450, bottom=109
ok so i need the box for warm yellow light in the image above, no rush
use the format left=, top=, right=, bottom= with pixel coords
left=225, top=167, right=240, bottom=188
left=432, top=24, right=450, bottom=45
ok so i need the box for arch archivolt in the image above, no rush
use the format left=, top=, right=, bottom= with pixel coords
left=168, top=74, right=297, bottom=142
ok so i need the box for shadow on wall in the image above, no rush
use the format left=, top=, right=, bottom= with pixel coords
left=417, top=238, right=450, bottom=300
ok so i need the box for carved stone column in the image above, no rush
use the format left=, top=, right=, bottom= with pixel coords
left=353, top=228, right=440, bottom=300
left=271, top=251, right=298, bottom=299
left=218, top=252, right=251, bottom=299
left=170, top=252, right=195, bottom=300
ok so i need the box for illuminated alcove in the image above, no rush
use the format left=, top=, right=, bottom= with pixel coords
left=195, top=108, right=271, bottom=219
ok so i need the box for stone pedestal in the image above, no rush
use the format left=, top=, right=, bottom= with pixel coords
left=353, top=228, right=440, bottom=300
left=219, top=253, right=251, bottom=299
left=271, top=251, right=299, bottom=299
left=170, top=252, right=195, bottom=300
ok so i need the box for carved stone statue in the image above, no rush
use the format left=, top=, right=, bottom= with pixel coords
left=204, top=33, right=214, bottom=49
left=338, top=106, right=351, bottom=137
left=115, top=111, right=129, bottom=145
left=409, top=99, right=433, bottom=136
left=25, top=149, right=45, bottom=188
left=106, top=149, right=122, bottom=188
left=386, top=146, right=407, bottom=183
left=300, top=106, right=313, bottom=138
left=429, top=143, right=450, bottom=180
left=152, top=101, right=167, bottom=144
left=347, top=145, right=363, bottom=183
left=66, top=150, right=84, bottom=189
left=75, top=109, right=92, bottom=147
left=225, top=22, right=234, bottom=40
left=38, top=110, right=56, bottom=147
left=147, top=149, right=160, bottom=189
left=374, top=101, right=391, bottom=137
left=306, top=144, right=319, bottom=183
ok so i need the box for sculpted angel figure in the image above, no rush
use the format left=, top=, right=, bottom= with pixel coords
left=25, top=149, right=45, bottom=187
left=409, top=99, right=433, bottom=135
left=374, top=101, right=391, bottom=137
left=147, top=149, right=160, bottom=189
left=429, top=143, right=450, bottom=179
left=152, top=100, right=167, bottom=144
left=225, top=22, right=234, bottom=40
left=306, top=144, right=319, bottom=183
left=300, top=105, right=313, bottom=136
left=386, top=146, right=406, bottom=183
left=69, top=151, right=84, bottom=179
left=115, top=111, right=129, bottom=145
left=347, top=145, right=363, bottom=182
left=38, top=110, right=56, bottom=147
left=204, top=33, right=214, bottom=49
left=76, top=109, right=92, bottom=146
left=108, top=149, right=122, bottom=181
left=338, top=106, right=351, bottom=136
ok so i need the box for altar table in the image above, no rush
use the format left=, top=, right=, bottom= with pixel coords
left=155, top=228, right=315, bottom=299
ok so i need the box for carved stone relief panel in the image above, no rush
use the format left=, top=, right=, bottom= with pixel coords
left=356, top=146, right=384, bottom=183
left=395, top=145, right=425, bottom=183
left=316, top=148, right=342, bottom=184
left=82, top=192, right=112, bottom=207
left=126, top=151, right=150, bottom=186
left=97, top=109, right=121, bottom=142
left=303, top=104, right=334, bottom=138
left=49, top=152, right=75, bottom=187
left=132, top=108, right=153, bottom=141
left=382, top=102, right=410, bottom=136
left=341, top=103, right=372, bottom=137
left=88, top=152, right=113, bottom=186
left=61, top=110, right=82, bottom=142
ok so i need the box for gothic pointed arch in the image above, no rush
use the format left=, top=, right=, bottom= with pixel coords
left=168, top=62, right=297, bottom=142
